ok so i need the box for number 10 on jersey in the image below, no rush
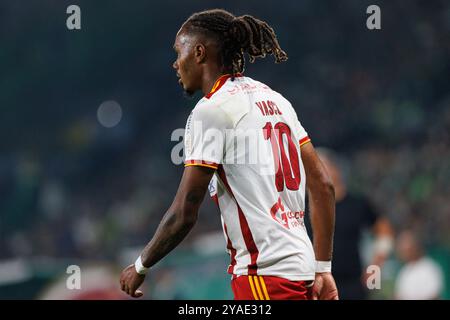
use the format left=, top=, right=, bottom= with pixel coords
left=263, top=122, right=301, bottom=192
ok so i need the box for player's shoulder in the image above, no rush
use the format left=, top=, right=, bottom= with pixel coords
left=193, top=77, right=250, bottom=126
left=192, top=96, right=226, bottom=116
left=267, top=85, right=293, bottom=107
left=244, top=76, right=294, bottom=110
left=190, top=98, right=233, bottom=128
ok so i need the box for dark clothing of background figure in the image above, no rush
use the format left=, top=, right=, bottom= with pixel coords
left=305, top=194, right=378, bottom=299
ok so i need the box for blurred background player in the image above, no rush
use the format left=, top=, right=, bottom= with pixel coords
left=394, top=229, right=445, bottom=300
left=120, top=9, right=338, bottom=300
left=306, top=148, right=394, bottom=299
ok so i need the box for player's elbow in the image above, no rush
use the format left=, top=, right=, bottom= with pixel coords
left=322, top=175, right=335, bottom=199
left=177, top=188, right=204, bottom=226
left=309, top=172, right=335, bottom=200
left=174, top=200, right=200, bottom=228
left=178, top=208, right=198, bottom=228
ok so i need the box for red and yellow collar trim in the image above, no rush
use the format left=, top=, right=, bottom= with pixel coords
left=205, top=73, right=243, bottom=99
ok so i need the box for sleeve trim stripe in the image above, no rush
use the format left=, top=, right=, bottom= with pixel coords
left=184, top=160, right=219, bottom=169
left=299, top=136, right=311, bottom=147
left=184, top=163, right=219, bottom=170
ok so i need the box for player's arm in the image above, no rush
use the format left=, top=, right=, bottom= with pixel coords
left=302, top=143, right=335, bottom=261
left=140, top=165, right=214, bottom=266
left=301, top=142, right=338, bottom=299
left=120, top=165, right=215, bottom=297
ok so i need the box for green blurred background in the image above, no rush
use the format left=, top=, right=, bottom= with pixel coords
left=0, top=0, right=448, bottom=299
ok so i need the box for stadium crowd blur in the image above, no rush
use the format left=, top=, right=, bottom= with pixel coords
left=0, top=1, right=449, bottom=299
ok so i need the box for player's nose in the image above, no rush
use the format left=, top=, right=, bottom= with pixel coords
left=172, top=60, right=178, bottom=70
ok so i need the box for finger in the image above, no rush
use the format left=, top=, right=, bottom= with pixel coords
left=323, top=291, right=338, bottom=300
left=129, top=287, right=141, bottom=298
left=125, top=285, right=131, bottom=295
left=132, top=290, right=143, bottom=298
left=331, top=291, right=339, bottom=300
left=311, top=284, right=320, bottom=300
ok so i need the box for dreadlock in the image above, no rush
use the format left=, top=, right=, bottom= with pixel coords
left=182, top=9, right=288, bottom=77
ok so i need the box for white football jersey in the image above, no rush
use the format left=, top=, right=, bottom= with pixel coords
left=184, top=74, right=315, bottom=281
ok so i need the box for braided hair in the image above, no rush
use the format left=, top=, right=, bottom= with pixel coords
left=182, top=9, right=288, bottom=76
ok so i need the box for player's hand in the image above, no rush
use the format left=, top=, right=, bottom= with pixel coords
left=312, top=272, right=339, bottom=300
left=119, top=264, right=145, bottom=298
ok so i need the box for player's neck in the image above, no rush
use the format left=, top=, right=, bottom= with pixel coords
left=201, top=66, right=229, bottom=96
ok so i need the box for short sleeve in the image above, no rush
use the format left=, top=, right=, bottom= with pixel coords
left=288, top=102, right=311, bottom=147
left=184, top=104, right=231, bottom=170
left=295, top=119, right=311, bottom=147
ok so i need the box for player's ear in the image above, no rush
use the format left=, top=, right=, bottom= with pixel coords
left=194, top=43, right=206, bottom=64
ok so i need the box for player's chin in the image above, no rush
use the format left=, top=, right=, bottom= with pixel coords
left=182, top=84, right=195, bottom=97
left=184, top=89, right=195, bottom=97
left=178, top=79, right=195, bottom=97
